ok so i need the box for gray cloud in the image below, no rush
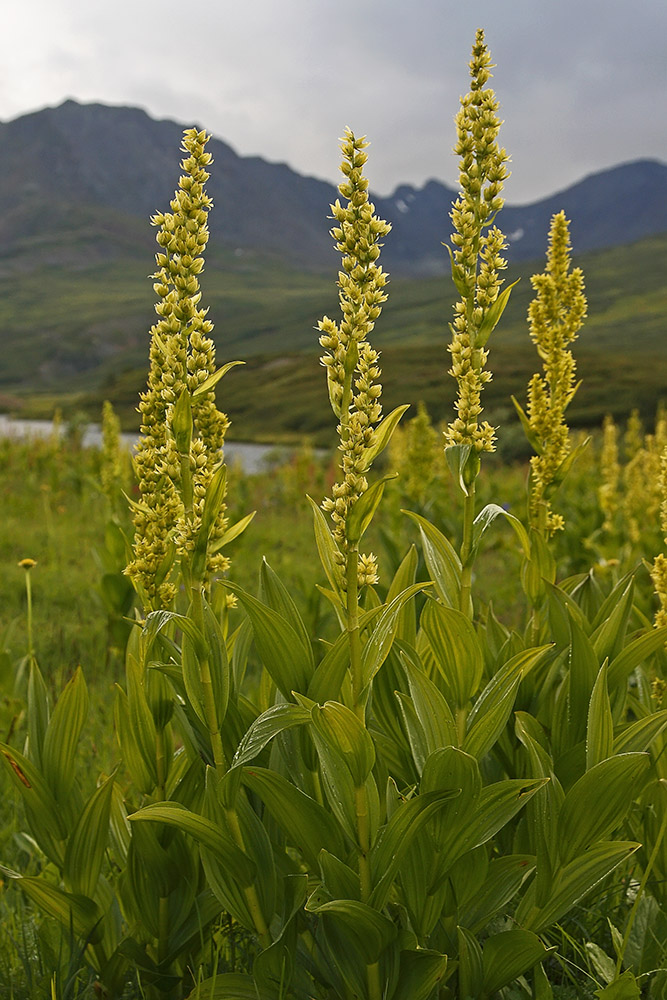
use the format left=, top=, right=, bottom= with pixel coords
left=3, top=0, right=666, bottom=203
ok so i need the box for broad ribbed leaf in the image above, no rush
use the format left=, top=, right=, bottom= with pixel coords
left=242, top=766, right=346, bottom=867
left=233, top=704, right=310, bottom=767
left=586, top=662, right=613, bottom=769
left=516, top=841, right=640, bottom=933
left=457, top=925, right=483, bottom=1000
left=394, top=949, right=448, bottom=1000
left=421, top=599, right=484, bottom=708
left=64, top=773, right=115, bottom=898
left=311, top=701, right=376, bottom=787
left=128, top=802, right=256, bottom=886
left=361, top=404, right=410, bottom=470
left=226, top=583, right=312, bottom=697
left=607, top=626, right=667, bottom=690
left=403, top=510, right=461, bottom=609
left=369, top=788, right=460, bottom=909
left=557, top=753, right=649, bottom=865
left=307, top=495, right=344, bottom=600
left=613, top=710, right=667, bottom=754
left=482, top=929, right=554, bottom=994
left=403, top=651, right=458, bottom=752
left=42, top=666, right=88, bottom=802
left=185, top=973, right=273, bottom=1000
left=259, top=559, right=313, bottom=662
left=360, top=582, right=429, bottom=689
left=346, top=474, right=397, bottom=543
left=0, top=742, right=67, bottom=846
left=591, top=579, right=634, bottom=665
left=459, top=855, right=535, bottom=933
left=3, top=871, right=103, bottom=943
left=306, top=897, right=397, bottom=964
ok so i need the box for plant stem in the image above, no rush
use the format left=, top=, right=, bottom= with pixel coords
left=225, top=806, right=272, bottom=950
left=25, top=570, right=34, bottom=663
left=346, top=545, right=364, bottom=718
left=190, top=586, right=228, bottom=772
left=355, top=784, right=382, bottom=1000
left=459, top=485, right=476, bottom=616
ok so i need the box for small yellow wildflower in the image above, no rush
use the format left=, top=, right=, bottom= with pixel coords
left=18, top=558, right=37, bottom=570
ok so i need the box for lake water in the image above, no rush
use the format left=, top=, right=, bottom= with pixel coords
left=0, top=414, right=294, bottom=474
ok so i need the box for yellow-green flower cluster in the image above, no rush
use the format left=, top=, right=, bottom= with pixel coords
left=650, top=446, right=667, bottom=626
left=126, top=128, right=230, bottom=607
left=100, top=400, right=124, bottom=508
left=526, top=211, right=587, bottom=534
left=598, top=414, right=620, bottom=534
left=445, top=29, right=510, bottom=454
left=622, top=410, right=667, bottom=544
left=319, top=129, right=391, bottom=587
left=390, top=402, right=441, bottom=506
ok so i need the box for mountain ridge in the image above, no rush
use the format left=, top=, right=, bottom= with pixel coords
left=1, top=100, right=666, bottom=275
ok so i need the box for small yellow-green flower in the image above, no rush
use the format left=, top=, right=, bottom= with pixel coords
left=18, top=558, right=37, bottom=570
left=445, top=29, right=510, bottom=456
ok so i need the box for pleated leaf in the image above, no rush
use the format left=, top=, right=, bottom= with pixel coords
left=64, top=773, right=115, bottom=898
left=42, top=666, right=88, bottom=802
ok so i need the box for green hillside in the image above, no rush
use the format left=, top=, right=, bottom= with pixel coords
left=1, top=231, right=665, bottom=443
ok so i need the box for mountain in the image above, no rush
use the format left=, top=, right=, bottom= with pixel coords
left=1, top=100, right=666, bottom=276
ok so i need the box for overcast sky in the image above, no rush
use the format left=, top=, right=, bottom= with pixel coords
left=3, top=0, right=665, bottom=204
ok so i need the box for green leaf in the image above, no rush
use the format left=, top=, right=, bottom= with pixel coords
left=607, top=625, right=667, bottom=690
left=128, top=802, right=256, bottom=886
left=3, top=871, right=103, bottom=943
left=225, top=583, right=312, bottom=698
left=403, top=510, right=461, bottom=608
left=613, top=710, right=667, bottom=754
left=557, top=753, right=649, bottom=865
left=511, top=395, right=544, bottom=455
left=242, top=766, right=346, bottom=868
left=394, top=949, right=448, bottom=1000
left=420, top=599, right=484, bottom=708
left=307, top=495, right=344, bottom=600
left=64, top=773, right=115, bottom=898
left=445, top=443, right=474, bottom=496
left=185, top=973, right=273, bottom=1000
left=310, top=700, right=376, bottom=787
left=209, top=510, right=256, bottom=553
left=259, top=559, right=313, bottom=662
left=191, top=360, right=245, bottom=399
left=516, top=842, right=640, bottom=933
left=402, top=649, right=458, bottom=753
left=233, top=704, right=311, bottom=767
left=305, top=897, right=397, bottom=965
left=171, top=386, right=192, bottom=454
left=114, top=685, right=153, bottom=794
left=591, top=579, right=634, bottom=665
left=472, top=503, right=531, bottom=561
left=360, top=404, right=411, bottom=471
left=586, top=662, right=614, bottom=769
left=346, top=474, right=397, bottom=544
left=476, top=279, right=520, bottom=348
left=568, top=611, right=601, bottom=747
left=458, top=855, right=536, bottom=933
left=0, top=742, right=67, bottom=849
left=457, top=925, right=483, bottom=1000
left=595, top=971, right=641, bottom=999
left=464, top=647, right=551, bottom=761
left=42, top=666, right=89, bottom=802
left=27, top=660, right=50, bottom=769
left=482, top=929, right=553, bottom=994
left=369, top=788, right=460, bottom=909
left=360, top=582, right=430, bottom=691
